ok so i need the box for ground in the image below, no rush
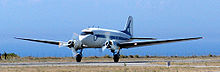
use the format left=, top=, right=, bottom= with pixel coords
left=1, top=66, right=220, bottom=72
left=0, top=56, right=220, bottom=72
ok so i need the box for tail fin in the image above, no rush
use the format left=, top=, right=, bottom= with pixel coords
left=123, top=16, right=133, bottom=37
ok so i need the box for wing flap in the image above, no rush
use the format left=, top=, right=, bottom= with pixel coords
left=119, top=37, right=203, bottom=48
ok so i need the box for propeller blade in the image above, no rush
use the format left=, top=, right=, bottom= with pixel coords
left=72, top=33, right=79, bottom=40
left=58, top=42, right=69, bottom=48
left=70, top=48, right=77, bottom=57
left=102, top=46, right=107, bottom=52
left=104, top=32, right=111, bottom=41
left=58, top=42, right=62, bottom=48
left=100, top=32, right=113, bottom=52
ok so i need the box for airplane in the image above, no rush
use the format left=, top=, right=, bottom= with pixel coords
left=15, top=16, right=203, bottom=62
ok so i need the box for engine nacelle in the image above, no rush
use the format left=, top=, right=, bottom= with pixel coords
left=104, top=40, right=119, bottom=50
left=67, top=40, right=82, bottom=49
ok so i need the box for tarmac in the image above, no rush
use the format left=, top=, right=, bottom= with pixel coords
left=1, top=60, right=220, bottom=68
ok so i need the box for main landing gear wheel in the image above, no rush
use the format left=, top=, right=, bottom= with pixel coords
left=113, top=54, right=120, bottom=62
left=75, top=49, right=83, bottom=62
left=111, top=49, right=120, bottom=62
left=76, top=54, right=82, bottom=62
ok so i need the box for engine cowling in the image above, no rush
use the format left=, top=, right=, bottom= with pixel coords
left=67, top=40, right=82, bottom=49
left=104, top=40, right=119, bottom=50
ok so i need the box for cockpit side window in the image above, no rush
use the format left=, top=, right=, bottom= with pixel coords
left=80, top=32, right=94, bottom=35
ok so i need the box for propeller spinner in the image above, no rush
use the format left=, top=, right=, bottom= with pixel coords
left=101, top=32, right=119, bottom=52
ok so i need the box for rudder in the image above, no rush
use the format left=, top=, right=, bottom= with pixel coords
left=123, top=16, right=133, bottom=37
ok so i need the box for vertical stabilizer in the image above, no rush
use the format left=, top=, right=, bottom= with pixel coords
left=123, top=16, right=133, bottom=37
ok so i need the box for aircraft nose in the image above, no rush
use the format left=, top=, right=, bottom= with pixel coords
left=79, top=35, right=87, bottom=41
left=79, top=35, right=93, bottom=43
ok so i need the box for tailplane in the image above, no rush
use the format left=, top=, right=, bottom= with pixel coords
left=122, top=16, right=133, bottom=37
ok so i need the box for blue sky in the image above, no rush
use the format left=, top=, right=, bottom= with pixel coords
left=0, top=0, right=220, bottom=57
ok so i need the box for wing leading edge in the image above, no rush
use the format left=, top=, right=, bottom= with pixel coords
left=15, top=37, right=61, bottom=45
left=119, top=37, right=203, bottom=48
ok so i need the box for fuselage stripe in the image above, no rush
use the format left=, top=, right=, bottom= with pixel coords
left=95, top=34, right=129, bottom=40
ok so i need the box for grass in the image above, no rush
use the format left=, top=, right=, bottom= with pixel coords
left=1, top=55, right=220, bottom=63
left=1, top=56, right=220, bottom=72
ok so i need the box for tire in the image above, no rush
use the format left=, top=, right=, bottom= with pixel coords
left=76, top=54, right=82, bottom=62
left=113, top=54, right=120, bottom=62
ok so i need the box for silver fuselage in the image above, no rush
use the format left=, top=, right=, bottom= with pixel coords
left=79, top=28, right=132, bottom=48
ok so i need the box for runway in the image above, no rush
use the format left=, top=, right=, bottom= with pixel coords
left=1, top=60, right=220, bottom=68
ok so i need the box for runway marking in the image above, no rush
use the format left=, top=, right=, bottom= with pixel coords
left=1, top=60, right=220, bottom=68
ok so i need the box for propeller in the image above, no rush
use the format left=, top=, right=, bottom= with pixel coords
left=58, top=32, right=80, bottom=57
left=70, top=33, right=79, bottom=57
left=101, top=32, right=111, bottom=52
left=59, top=32, right=79, bottom=47
left=102, top=46, right=107, bottom=52
left=101, top=31, right=121, bottom=53
left=72, top=33, right=79, bottom=40
left=58, top=41, right=68, bottom=48
left=70, top=48, right=77, bottom=57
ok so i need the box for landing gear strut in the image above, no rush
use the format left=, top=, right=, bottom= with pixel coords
left=76, top=49, right=83, bottom=62
left=111, top=49, right=120, bottom=62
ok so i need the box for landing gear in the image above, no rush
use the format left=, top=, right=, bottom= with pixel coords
left=76, top=53, right=82, bottom=62
left=111, top=49, right=120, bottom=62
left=75, top=49, right=83, bottom=62
left=113, top=54, right=120, bottom=62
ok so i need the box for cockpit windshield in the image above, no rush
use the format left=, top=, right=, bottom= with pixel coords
left=80, top=32, right=94, bottom=35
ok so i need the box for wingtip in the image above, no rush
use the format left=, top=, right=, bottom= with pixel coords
left=14, top=37, right=22, bottom=39
left=198, top=37, right=204, bottom=39
left=193, top=37, right=203, bottom=40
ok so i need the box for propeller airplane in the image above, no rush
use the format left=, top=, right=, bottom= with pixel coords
left=15, top=16, right=203, bottom=62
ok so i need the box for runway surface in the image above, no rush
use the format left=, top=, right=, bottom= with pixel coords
left=1, top=60, right=220, bottom=68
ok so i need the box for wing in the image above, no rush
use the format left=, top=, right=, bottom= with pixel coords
left=119, top=37, right=203, bottom=48
left=130, top=37, right=156, bottom=40
left=15, top=37, right=61, bottom=45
